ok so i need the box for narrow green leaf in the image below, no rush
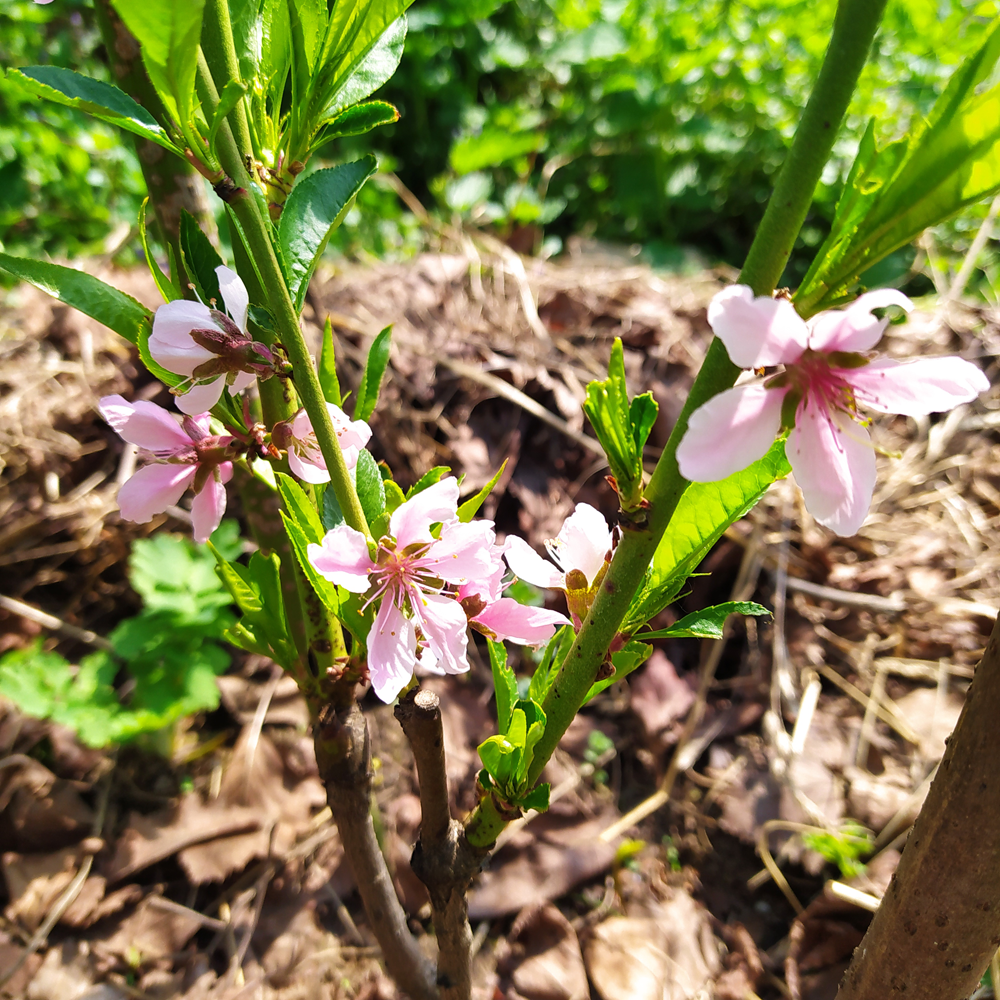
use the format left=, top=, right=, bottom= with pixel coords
left=208, top=80, right=248, bottom=150
left=9, top=67, right=181, bottom=153
left=384, top=479, right=406, bottom=514
left=275, top=472, right=325, bottom=542
left=457, top=461, right=508, bottom=523
left=315, top=100, right=399, bottom=146
left=639, top=601, right=770, bottom=640
left=0, top=252, right=151, bottom=345
left=583, top=641, right=652, bottom=704
left=629, top=393, right=658, bottom=454
left=230, top=0, right=264, bottom=85
left=280, top=511, right=342, bottom=617
left=354, top=324, right=392, bottom=422
left=278, top=156, right=377, bottom=311
left=319, top=316, right=342, bottom=405
left=179, top=211, right=225, bottom=306
left=528, top=625, right=574, bottom=704
left=138, top=199, right=182, bottom=303
left=488, top=638, right=517, bottom=735
left=520, top=782, right=550, bottom=812
left=209, top=543, right=263, bottom=614
left=356, top=449, right=386, bottom=525
left=406, top=465, right=450, bottom=499
left=624, top=441, right=789, bottom=632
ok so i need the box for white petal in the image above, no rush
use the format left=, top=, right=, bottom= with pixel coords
left=676, top=382, right=785, bottom=482
left=229, top=371, right=256, bottom=395
left=216, top=265, right=249, bottom=330
left=787, top=403, right=876, bottom=536
left=307, top=525, right=375, bottom=591
left=367, top=596, right=417, bottom=702
left=410, top=590, right=470, bottom=676
left=176, top=378, right=226, bottom=415
left=149, top=300, right=218, bottom=376
left=503, top=535, right=564, bottom=589
left=806, top=289, right=912, bottom=353
left=848, top=356, right=989, bottom=416
left=708, top=285, right=809, bottom=368
left=288, top=446, right=330, bottom=484
left=549, top=503, right=612, bottom=585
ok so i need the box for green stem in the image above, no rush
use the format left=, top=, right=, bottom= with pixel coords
left=195, top=57, right=372, bottom=540
left=464, top=0, right=887, bottom=850
left=201, top=0, right=255, bottom=165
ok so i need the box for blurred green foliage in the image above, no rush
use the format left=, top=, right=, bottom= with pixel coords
left=0, top=0, right=145, bottom=259
left=4, top=0, right=1000, bottom=287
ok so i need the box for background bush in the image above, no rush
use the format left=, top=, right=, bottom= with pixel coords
left=4, top=0, right=999, bottom=288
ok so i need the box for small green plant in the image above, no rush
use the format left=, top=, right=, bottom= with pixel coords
left=802, top=821, right=874, bottom=880
left=582, top=728, right=615, bottom=786
left=0, top=522, right=241, bottom=748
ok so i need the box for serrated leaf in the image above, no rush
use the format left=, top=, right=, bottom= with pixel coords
left=529, top=625, right=574, bottom=704
left=639, top=601, right=770, bottom=640
left=230, top=0, right=264, bottom=86
left=280, top=510, right=342, bottom=617
left=406, top=465, right=450, bottom=500
left=520, top=782, right=551, bottom=812
left=624, top=440, right=789, bottom=632
left=9, top=67, right=182, bottom=153
left=457, top=461, right=507, bottom=522
left=354, top=323, right=392, bottom=422
left=319, top=316, right=342, bottom=405
left=179, top=211, right=225, bottom=306
left=276, top=472, right=325, bottom=542
left=488, top=638, right=517, bottom=735
left=583, top=641, right=652, bottom=704
left=384, top=479, right=405, bottom=514
left=278, top=156, right=377, bottom=311
left=356, top=449, right=386, bottom=525
left=317, top=100, right=399, bottom=144
left=0, top=252, right=151, bottom=345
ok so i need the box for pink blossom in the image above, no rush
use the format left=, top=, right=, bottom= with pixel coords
left=307, top=477, right=566, bottom=701
left=149, top=265, right=266, bottom=415
left=676, top=285, right=990, bottom=535
left=98, top=394, right=238, bottom=543
left=273, top=404, right=372, bottom=483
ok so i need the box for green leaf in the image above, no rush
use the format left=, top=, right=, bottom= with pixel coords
left=406, top=465, right=450, bottom=499
left=624, top=441, right=789, bottom=633
left=457, top=461, right=508, bottom=522
left=0, top=252, right=151, bottom=345
left=129, top=531, right=234, bottom=618
left=275, top=472, right=325, bottom=542
left=639, top=601, right=770, bottom=640
left=584, top=641, right=652, bottom=704
left=315, top=14, right=407, bottom=123
left=356, top=450, right=386, bottom=525
left=478, top=734, right=518, bottom=787
left=583, top=337, right=656, bottom=511
left=354, top=322, right=392, bottom=421
left=520, top=783, right=550, bottom=812
left=796, top=21, right=1000, bottom=314
left=319, top=316, right=342, bottom=405
left=139, top=199, right=182, bottom=303
left=230, top=0, right=264, bottom=85
left=9, top=67, right=182, bottom=154
left=278, top=156, right=378, bottom=311
left=488, top=638, right=517, bottom=735
left=450, top=128, right=544, bottom=175
left=322, top=487, right=346, bottom=531
left=208, top=80, right=249, bottom=150
left=318, top=100, right=399, bottom=143
left=110, top=0, right=206, bottom=127
left=179, top=211, right=225, bottom=306
left=383, top=479, right=406, bottom=514
left=528, top=625, right=574, bottom=704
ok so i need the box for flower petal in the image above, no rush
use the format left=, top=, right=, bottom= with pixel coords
left=190, top=472, right=228, bottom=543
left=410, top=590, right=470, bottom=676
left=787, top=403, right=876, bottom=536
left=389, top=477, right=461, bottom=547
left=676, top=382, right=786, bottom=482
left=149, top=300, right=218, bottom=376
left=708, top=285, right=809, bottom=368
left=116, top=463, right=196, bottom=523
left=473, top=599, right=570, bottom=645
left=288, top=445, right=331, bottom=484
left=503, top=535, right=564, bottom=589
left=420, top=520, right=497, bottom=586
left=176, top=377, right=226, bottom=415
left=216, top=265, right=249, bottom=331
left=848, top=356, right=990, bottom=416
left=308, top=525, right=375, bottom=591
left=98, top=395, right=191, bottom=452
left=229, top=371, right=256, bottom=395
left=547, top=503, right=612, bottom=586
left=367, top=596, right=417, bottom=702
left=807, top=289, right=912, bottom=353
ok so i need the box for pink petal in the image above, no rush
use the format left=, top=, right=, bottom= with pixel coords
left=99, top=395, right=191, bottom=452
left=409, top=590, right=470, bottom=676
left=473, top=599, right=570, bottom=645
left=149, top=300, right=218, bottom=376
left=547, top=503, right=612, bottom=586
left=389, top=477, right=461, bottom=548
left=190, top=472, right=228, bottom=544
left=708, top=285, right=809, bottom=368
left=288, top=445, right=331, bottom=484
left=787, top=402, right=876, bottom=536
left=503, top=535, right=564, bottom=589
left=328, top=403, right=373, bottom=452
left=367, top=596, right=417, bottom=702
left=116, top=463, right=196, bottom=523
left=229, top=371, right=256, bottom=395
left=307, top=525, right=375, bottom=591
left=420, top=520, right=497, bottom=586
left=216, top=265, right=248, bottom=330
left=676, top=381, right=786, bottom=482
left=848, top=356, right=989, bottom=416
left=807, top=289, right=912, bottom=353
left=458, top=554, right=506, bottom=604
left=176, top=377, right=226, bottom=416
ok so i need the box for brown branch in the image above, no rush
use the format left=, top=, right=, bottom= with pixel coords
left=835, top=614, right=1000, bottom=1000
left=396, top=689, right=484, bottom=1000
left=314, top=701, right=437, bottom=1000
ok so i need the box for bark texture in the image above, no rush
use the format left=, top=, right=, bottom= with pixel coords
left=836, top=614, right=1000, bottom=999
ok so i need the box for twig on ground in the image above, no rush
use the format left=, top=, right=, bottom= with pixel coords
left=0, top=593, right=116, bottom=652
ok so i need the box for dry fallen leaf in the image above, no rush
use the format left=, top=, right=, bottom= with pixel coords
left=499, top=904, right=588, bottom=1000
